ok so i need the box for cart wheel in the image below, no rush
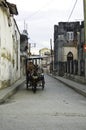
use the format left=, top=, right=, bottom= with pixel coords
left=42, top=80, right=45, bottom=90
left=26, top=79, right=28, bottom=90
left=33, top=86, right=36, bottom=93
left=26, top=83, right=28, bottom=90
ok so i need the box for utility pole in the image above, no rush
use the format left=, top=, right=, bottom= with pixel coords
left=83, top=0, right=86, bottom=77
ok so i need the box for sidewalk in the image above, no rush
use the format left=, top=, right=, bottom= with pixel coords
left=49, top=74, right=86, bottom=97
left=0, top=77, right=26, bottom=104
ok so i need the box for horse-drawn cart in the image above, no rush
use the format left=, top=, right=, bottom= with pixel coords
left=25, top=56, right=45, bottom=93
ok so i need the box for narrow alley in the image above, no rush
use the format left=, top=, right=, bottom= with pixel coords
left=0, top=75, right=86, bottom=130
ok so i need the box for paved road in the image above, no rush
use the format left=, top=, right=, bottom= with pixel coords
left=0, top=74, right=86, bottom=130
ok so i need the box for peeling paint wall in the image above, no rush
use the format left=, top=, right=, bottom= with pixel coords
left=0, top=7, right=20, bottom=89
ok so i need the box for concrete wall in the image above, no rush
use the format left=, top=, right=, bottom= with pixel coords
left=0, top=7, right=20, bottom=89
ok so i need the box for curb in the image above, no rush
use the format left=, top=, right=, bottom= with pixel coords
left=0, top=78, right=26, bottom=104
left=49, top=74, right=86, bottom=97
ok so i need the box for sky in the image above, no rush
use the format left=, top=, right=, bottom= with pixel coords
left=8, top=0, right=84, bottom=54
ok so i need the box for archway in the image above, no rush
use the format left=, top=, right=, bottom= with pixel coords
left=67, top=52, right=73, bottom=73
left=67, top=52, right=73, bottom=61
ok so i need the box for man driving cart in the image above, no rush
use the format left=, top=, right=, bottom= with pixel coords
left=26, top=57, right=45, bottom=93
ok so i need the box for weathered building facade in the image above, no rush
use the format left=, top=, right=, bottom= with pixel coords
left=0, top=0, right=20, bottom=89
left=20, top=29, right=28, bottom=77
left=39, top=48, right=50, bottom=72
left=39, top=48, right=51, bottom=56
left=39, top=48, right=51, bottom=68
left=54, top=22, right=81, bottom=76
left=78, top=21, right=85, bottom=76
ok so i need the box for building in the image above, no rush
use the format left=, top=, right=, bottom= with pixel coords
left=0, top=0, right=20, bottom=89
left=39, top=48, right=51, bottom=56
left=39, top=48, right=52, bottom=73
left=54, top=22, right=80, bottom=76
left=39, top=48, right=51, bottom=67
left=20, top=29, right=29, bottom=76
left=78, top=21, right=85, bottom=76
left=20, top=30, right=28, bottom=53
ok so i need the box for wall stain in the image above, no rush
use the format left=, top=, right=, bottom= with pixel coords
left=1, top=51, right=11, bottom=62
left=1, top=48, right=15, bottom=65
left=0, top=80, right=10, bottom=89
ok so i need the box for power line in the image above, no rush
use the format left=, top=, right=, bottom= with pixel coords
left=68, top=0, right=78, bottom=22
left=28, top=0, right=55, bottom=19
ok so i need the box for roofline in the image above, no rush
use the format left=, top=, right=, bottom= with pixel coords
left=0, top=0, right=18, bottom=15
left=13, top=18, right=20, bottom=35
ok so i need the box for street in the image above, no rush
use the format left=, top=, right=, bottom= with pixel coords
left=0, top=74, right=86, bottom=130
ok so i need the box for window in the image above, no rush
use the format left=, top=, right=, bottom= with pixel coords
left=67, top=32, right=74, bottom=41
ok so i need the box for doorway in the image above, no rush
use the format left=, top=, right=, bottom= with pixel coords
left=67, top=52, right=73, bottom=73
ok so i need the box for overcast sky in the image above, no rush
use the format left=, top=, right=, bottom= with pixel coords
left=8, top=0, right=84, bottom=54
